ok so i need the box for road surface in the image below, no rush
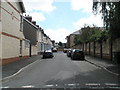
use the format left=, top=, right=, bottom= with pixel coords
left=2, top=52, right=120, bottom=89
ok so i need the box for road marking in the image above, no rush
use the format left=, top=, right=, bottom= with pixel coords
left=22, top=85, right=35, bottom=88
left=67, top=84, right=76, bottom=86
left=85, top=83, right=101, bottom=86
left=55, top=84, right=58, bottom=86
left=45, top=84, right=54, bottom=87
left=105, top=83, right=119, bottom=86
left=65, top=83, right=80, bottom=86
left=0, top=86, right=9, bottom=88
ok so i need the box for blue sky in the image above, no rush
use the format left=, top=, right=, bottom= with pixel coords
left=23, top=0, right=103, bottom=43
left=39, top=2, right=91, bottom=30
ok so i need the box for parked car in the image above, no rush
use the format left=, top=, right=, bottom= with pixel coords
left=67, top=49, right=72, bottom=57
left=52, top=48, right=57, bottom=52
left=63, top=48, right=68, bottom=53
left=71, top=49, right=85, bottom=60
left=42, top=50, right=54, bottom=59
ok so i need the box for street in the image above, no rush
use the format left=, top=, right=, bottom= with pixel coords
left=2, top=52, right=120, bottom=89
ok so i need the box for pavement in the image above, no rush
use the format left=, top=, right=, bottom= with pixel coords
left=2, top=55, right=42, bottom=78
left=85, top=55, right=120, bottom=76
left=1, top=54, right=120, bottom=80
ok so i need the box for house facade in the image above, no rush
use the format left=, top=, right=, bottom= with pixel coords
left=0, top=1, right=53, bottom=65
left=0, top=1, right=2, bottom=64
left=37, top=28, right=45, bottom=54
left=0, top=0, right=29, bottom=65
left=66, top=30, right=80, bottom=48
left=47, top=37, right=52, bottom=50
left=23, top=16, right=38, bottom=57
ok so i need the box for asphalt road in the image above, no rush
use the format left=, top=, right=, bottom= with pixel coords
left=2, top=52, right=120, bottom=89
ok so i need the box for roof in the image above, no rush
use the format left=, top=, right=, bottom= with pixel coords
left=23, top=16, right=38, bottom=29
left=71, top=30, right=80, bottom=35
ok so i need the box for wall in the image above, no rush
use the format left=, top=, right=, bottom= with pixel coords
left=95, top=42, right=101, bottom=57
left=72, top=38, right=120, bottom=60
left=1, top=1, right=24, bottom=59
left=2, top=35, right=20, bottom=59
left=0, top=0, right=2, bottom=62
left=22, top=40, right=30, bottom=57
left=2, top=2, right=24, bottom=38
left=31, top=45, right=37, bottom=56
left=113, top=38, right=120, bottom=52
left=102, top=40, right=110, bottom=59
left=1, top=1, right=29, bottom=65
left=0, top=34, right=2, bottom=61
left=69, top=35, right=75, bottom=48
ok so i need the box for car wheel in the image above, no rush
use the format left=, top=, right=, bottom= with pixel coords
left=71, top=56, right=74, bottom=60
left=42, top=56, right=45, bottom=59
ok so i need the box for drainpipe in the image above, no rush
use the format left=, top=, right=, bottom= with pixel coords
left=29, top=43, right=32, bottom=57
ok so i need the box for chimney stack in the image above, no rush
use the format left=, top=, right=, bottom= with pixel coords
left=32, top=21, right=36, bottom=25
left=36, top=25, right=39, bottom=28
left=25, top=15, right=32, bottom=22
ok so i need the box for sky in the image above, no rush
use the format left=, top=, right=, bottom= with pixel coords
left=23, top=0, right=103, bottom=43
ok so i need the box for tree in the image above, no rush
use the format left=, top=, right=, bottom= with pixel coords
left=74, top=26, right=96, bottom=44
left=93, top=1, right=120, bottom=40
left=74, top=26, right=109, bottom=45
left=58, top=41, right=63, bottom=47
left=74, top=35, right=82, bottom=45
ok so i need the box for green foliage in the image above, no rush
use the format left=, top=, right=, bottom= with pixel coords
left=93, top=30, right=109, bottom=43
left=93, top=1, right=120, bottom=40
left=74, top=35, right=82, bottom=45
left=74, top=26, right=109, bottom=45
left=58, top=41, right=63, bottom=47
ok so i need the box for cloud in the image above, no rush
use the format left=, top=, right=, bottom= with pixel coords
left=44, top=28, right=73, bottom=43
left=71, top=0, right=93, bottom=13
left=23, top=0, right=56, bottom=12
left=73, top=14, right=103, bottom=29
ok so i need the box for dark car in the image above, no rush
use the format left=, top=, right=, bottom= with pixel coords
left=42, top=50, right=54, bottom=59
left=67, top=49, right=72, bottom=57
left=52, top=48, right=57, bottom=52
left=63, top=48, right=68, bottom=53
left=71, top=49, right=85, bottom=60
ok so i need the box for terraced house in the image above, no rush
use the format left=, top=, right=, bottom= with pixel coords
left=0, top=0, right=53, bottom=65
left=23, top=16, right=38, bottom=57
left=0, top=0, right=28, bottom=65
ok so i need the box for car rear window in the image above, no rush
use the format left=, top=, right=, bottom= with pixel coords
left=75, top=50, right=83, bottom=53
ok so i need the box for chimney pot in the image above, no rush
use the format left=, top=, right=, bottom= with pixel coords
left=25, top=16, right=32, bottom=22
left=32, top=21, right=36, bottom=25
